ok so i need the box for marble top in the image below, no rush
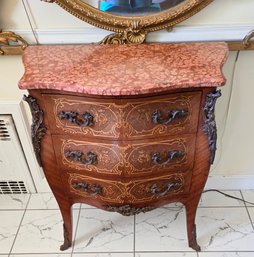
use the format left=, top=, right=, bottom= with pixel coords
left=19, top=43, right=228, bottom=96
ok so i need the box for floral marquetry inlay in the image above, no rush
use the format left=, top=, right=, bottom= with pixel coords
left=54, top=135, right=195, bottom=177
left=53, top=97, right=121, bottom=138
left=20, top=41, right=229, bottom=252
left=68, top=173, right=186, bottom=204
left=59, top=139, right=122, bottom=175
left=46, top=91, right=201, bottom=140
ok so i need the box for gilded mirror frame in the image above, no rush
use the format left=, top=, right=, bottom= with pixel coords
left=44, top=0, right=213, bottom=43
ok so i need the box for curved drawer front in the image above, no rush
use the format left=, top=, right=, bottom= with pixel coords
left=124, top=135, right=195, bottom=175
left=66, top=173, right=189, bottom=204
left=122, top=92, right=201, bottom=138
left=43, top=95, right=121, bottom=138
left=43, top=91, right=201, bottom=139
left=52, top=135, right=195, bottom=176
left=52, top=137, right=123, bottom=176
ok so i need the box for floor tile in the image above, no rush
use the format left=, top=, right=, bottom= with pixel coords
left=199, top=190, right=244, bottom=207
left=26, top=193, right=59, bottom=209
left=135, top=207, right=191, bottom=251
left=9, top=253, right=71, bottom=257
left=0, top=194, right=30, bottom=209
left=27, top=193, right=80, bottom=210
left=198, top=253, right=254, bottom=257
left=0, top=211, right=24, bottom=254
left=246, top=207, right=254, bottom=227
left=80, top=203, right=96, bottom=209
left=73, top=254, right=133, bottom=257
left=73, top=209, right=134, bottom=253
left=136, top=253, right=197, bottom=257
left=11, top=209, right=79, bottom=253
left=164, top=202, right=184, bottom=208
left=241, top=190, right=254, bottom=207
left=196, top=207, right=254, bottom=251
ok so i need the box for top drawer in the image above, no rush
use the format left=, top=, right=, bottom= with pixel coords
left=42, top=91, right=201, bottom=140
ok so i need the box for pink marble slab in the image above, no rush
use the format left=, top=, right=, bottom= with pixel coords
left=19, top=43, right=228, bottom=96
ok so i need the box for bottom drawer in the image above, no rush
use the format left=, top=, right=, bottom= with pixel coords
left=64, top=172, right=191, bottom=204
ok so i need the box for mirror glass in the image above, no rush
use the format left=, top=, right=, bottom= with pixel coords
left=85, top=0, right=186, bottom=16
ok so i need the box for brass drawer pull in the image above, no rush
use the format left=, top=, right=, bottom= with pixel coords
left=152, top=109, right=188, bottom=125
left=150, top=182, right=181, bottom=197
left=72, top=182, right=102, bottom=196
left=65, top=150, right=97, bottom=165
left=58, top=111, right=93, bottom=127
left=151, top=150, right=184, bottom=165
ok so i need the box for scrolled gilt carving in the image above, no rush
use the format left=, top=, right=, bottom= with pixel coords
left=99, top=33, right=127, bottom=45
left=104, top=204, right=155, bottom=216
left=0, top=30, right=28, bottom=55
left=100, top=20, right=147, bottom=44
left=42, top=0, right=213, bottom=44
left=203, top=90, right=221, bottom=165
left=23, top=95, right=47, bottom=167
left=100, top=29, right=147, bottom=45
left=243, top=29, right=254, bottom=49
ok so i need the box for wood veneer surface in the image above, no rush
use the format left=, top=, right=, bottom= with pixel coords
left=21, top=42, right=228, bottom=251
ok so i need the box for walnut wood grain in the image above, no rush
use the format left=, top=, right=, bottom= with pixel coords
left=52, top=134, right=196, bottom=177
left=42, top=91, right=201, bottom=140
left=181, top=87, right=214, bottom=251
left=62, top=172, right=189, bottom=205
left=26, top=87, right=214, bottom=251
left=21, top=43, right=228, bottom=252
left=26, top=86, right=220, bottom=252
left=27, top=90, right=73, bottom=251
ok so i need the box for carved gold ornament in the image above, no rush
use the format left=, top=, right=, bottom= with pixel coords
left=41, top=0, right=213, bottom=44
left=0, top=30, right=28, bottom=55
left=243, top=29, right=254, bottom=49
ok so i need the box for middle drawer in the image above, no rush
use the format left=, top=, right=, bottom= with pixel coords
left=52, top=134, right=196, bottom=177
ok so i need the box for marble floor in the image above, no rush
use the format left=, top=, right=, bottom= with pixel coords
left=0, top=190, right=254, bottom=257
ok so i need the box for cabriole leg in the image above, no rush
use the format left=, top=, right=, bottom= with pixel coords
left=185, top=201, right=201, bottom=251
left=59, top=202, right=73, bottom=251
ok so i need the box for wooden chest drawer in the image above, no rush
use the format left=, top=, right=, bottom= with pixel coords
left=64, top=172, right=190, bottom=204
left=20, top=43, right=228, bottom=251
left=43, top=91, right=201, bottom=140
left=52, top=134, right=196, bottom=177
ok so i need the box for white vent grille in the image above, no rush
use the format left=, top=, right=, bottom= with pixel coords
left=0, top=115, right=35, bottom=193
left=0, top=119, right=10, bottom=141
left=0, top=181, right=28, bottom=194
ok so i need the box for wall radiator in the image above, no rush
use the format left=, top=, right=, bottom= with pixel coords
left=0, top=115, right=34, bottom=194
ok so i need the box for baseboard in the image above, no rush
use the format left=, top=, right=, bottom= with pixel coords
left=205, top=175, right=254, bottom=190
left=11, top=24, right=254, bottom=44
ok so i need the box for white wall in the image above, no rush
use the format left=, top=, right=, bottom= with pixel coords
left=1, top=0, right=254, bottom=29
left=1, top=0, right=254, bottom=190
left=0, top=56, right=52, bottom=192
left=214, top=51, right=254, bottom=176
left=1, top=0, right=254, bottom=43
